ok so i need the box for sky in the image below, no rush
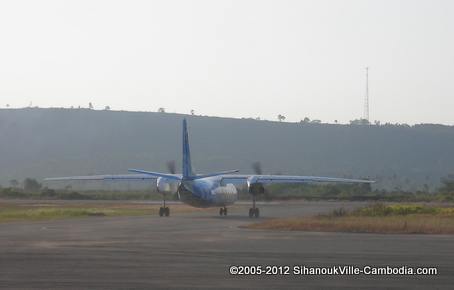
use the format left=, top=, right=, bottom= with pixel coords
left=0, top=0, right=453, bottom=125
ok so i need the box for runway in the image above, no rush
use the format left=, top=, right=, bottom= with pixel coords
left=0, top=201, right=453, bottom=289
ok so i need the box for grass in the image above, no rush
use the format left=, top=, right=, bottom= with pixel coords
left=0, top=188, right=168, bottom=200
left=246, top=203, right=454, bottom=234
left=0, top=201, right=208, bottom=223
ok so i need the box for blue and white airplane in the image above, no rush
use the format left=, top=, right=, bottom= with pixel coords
left=46, top=119, right=374, bottom=218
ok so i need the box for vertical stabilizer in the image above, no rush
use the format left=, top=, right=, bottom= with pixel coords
left=182, top=119, right=194, bottom=178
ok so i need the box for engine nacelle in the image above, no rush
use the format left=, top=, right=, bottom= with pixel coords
left=156, top=177, right=180, bottom=194
left=248, top=182, right=265, bottom=195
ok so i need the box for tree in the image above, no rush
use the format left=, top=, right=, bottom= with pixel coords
left=190, top=109, right=195, bottom=115
left=158, top=107, right=166, bottom=113
left=88, top=102, right=94, bottom=110
left=277, top=114, right=286, bottom=122
left=6, top=104, right=10, bottom=108
left=23, top=178, right=42, bottom=192
left=301, top=117, right=310, bottom=123
left=104, top=106, right=111, bottom=110
left=9, top=179, right=19, bottom=188
left=439, top=175, right=454, bottom=194
left=423, top=183, right=429, bottom=193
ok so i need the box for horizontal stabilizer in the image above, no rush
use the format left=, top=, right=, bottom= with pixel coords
left=127, top=169, right=182, bottom=180
left=192, top=170, right=240, bottom=179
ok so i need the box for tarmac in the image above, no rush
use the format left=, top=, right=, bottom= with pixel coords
left=0, top=200, right=453, bottom=289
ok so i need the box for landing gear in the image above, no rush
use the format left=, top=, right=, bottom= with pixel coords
left=249, top=208, right=259, bottom=218
left=159, top=194, right=170, bottom=217
left=219, top=206, right=228, bottom=216
left=249, top=195, right=260, bottom=218
left=159, top=207, right=170, bottom=217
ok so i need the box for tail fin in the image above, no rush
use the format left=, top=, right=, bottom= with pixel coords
left=182, top=119, right=194, bottom=178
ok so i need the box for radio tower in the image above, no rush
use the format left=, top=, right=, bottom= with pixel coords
left=363, top=67, right=369, bottom=123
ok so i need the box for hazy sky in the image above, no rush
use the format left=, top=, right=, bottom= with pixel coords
left=0, top=0, right=453, bottom=124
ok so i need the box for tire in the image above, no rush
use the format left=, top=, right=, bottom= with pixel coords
left=254, top=208, right=260, bottom=218
left=224, top=208, right=227, bottom=216
left=219, top=208, right=224, bottom=216
left=248, top=208, right=253, bottom=218
left=165, top=207, right=170, bottom=217
left=159, top=207, right=164, bottom=217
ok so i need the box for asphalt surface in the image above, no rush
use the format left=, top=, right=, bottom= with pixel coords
left=0, top=201, right=453, bottom=289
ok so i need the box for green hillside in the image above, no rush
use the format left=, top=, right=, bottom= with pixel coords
left=1, top=108, right=453, bottom=191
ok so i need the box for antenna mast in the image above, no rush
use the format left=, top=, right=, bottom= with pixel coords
left=363, top=67, right=369, bottom=122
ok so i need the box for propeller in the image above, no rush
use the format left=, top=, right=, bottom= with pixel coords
left=166, top=160, right=176, bottom=174
left=252, top=161, right=263, bottom=175
left=251, top=161, right=271, bottom=200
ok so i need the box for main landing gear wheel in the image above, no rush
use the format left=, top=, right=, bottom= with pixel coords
left=219, top=207, right=228, bottom=216
left=249, top=194, right=260, bottom=218
left=159, top=193, right=170, bottom=217
left=159, top=207, right=170, bottom=217
left=248, top=208, right=259, bottom=218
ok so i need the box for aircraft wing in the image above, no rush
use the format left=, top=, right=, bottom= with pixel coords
left=220, top=174, right=374, bottom=185
left=44, top=174, right=160, bottom=182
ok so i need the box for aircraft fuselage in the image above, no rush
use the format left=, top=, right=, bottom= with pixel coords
left=178, top=176, right=238, bottom=208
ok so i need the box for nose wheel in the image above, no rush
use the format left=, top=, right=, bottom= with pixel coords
left=219, top=207, right=228, bottom=216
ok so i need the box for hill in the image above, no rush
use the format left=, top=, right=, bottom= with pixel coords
left=1, top=108, right=453, bottom=191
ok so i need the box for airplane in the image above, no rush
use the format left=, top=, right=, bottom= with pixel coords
left=45, top=119, right=374, bottom=218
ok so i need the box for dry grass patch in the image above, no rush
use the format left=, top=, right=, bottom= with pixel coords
left=246, top=203, right=454, bottom=234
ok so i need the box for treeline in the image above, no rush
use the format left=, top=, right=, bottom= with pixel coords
left=262, top=177, right=454, bottom=202
left=2, top=177, right=454, bottom=202
left=0, top=178, right=161, bottom=200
